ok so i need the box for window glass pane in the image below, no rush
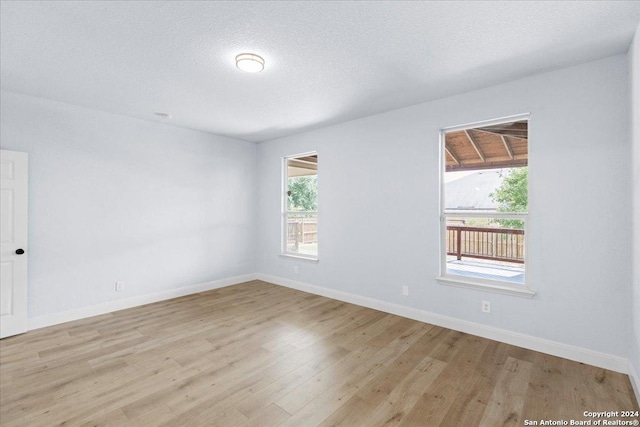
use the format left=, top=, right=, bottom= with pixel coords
left=287, top=157, right=317, bottom=212
left=287, top=175, right=317, bottom=212
left=444, top=119, right=528, bottom=213
left=285, top=213, right=318, bottom=257
left=445, top=217, right=525, bottom=284
left=442, top=118, right=528, bottom=287
left=445, top=167, right=527, bottom=214
left=283, top=153, right=318, bottom=258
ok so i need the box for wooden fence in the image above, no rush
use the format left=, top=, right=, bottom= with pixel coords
left=287, top=218, right=318, bottom=251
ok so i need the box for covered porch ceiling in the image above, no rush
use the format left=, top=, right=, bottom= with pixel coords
left=288, top=155, right=318, bottom=177
left=445, top=120, right=528, bottom=172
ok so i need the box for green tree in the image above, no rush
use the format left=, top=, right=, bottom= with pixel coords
left=489, top=167, right=527, bottom=229
left=288, top=176, right=317, bottom=211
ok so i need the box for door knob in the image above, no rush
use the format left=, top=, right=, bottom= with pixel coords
left=15, top=249, right=25, bottom=255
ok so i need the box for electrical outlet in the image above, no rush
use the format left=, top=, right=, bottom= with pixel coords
left=482, top=300, right=491, bottom=313
left=293, top=265, right=299, bottom=274
left=115, top=281, right=125, bottom=292
left=402, top=285, right=409, bottom=296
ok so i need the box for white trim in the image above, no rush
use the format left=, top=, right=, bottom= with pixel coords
left=440, top=112, right=531, bottom=133
left=27, top=273, right=258, bottom=331
left=279, top=254, right=319, bottom=262
left=443, top=211, right=528, bottom=218
left=629, top=359, right=640, bottom=404
left=256, top=273, right=628, bottom=374
left=437, top=275, right=535, bottom=298
left=282, top=151, right=318, bottom=161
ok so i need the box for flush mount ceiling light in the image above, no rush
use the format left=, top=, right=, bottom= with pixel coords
left=235, top=53, right=265, bottom=73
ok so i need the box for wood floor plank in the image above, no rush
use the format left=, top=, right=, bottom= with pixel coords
left=478, top=356, right=534, bottom=426
left=241, top=403, right=291, bottom=427
left=523, top=353, right=589, bottom=419
left=78, top=408, right=130, bottom=427
left=1, top=280, right=637, bottom=426
left=235, top=345, right=349, bottom=419
left=319, top=352, right=446, bottom=426
left=441, top=339, right=510, bottom=426
left=395, top=333, right=490, bottom=426
left=277, top=322, right=435, bottom=426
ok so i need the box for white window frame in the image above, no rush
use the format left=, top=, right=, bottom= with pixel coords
left=437, top=114, right=534, bottom=298
left=281, top=151, right=319, bottom=261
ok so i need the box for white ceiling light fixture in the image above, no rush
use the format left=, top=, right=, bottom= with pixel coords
left=235, top=53, right=265, bottom=73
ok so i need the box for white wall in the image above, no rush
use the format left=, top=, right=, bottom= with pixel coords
left=629, top=23, right=640, bottom=399
left=257, top=55, right=631, bottom=359
left=0, top=90, right=257, bottom=319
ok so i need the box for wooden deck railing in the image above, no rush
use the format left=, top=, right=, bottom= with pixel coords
left=446, top=225, right=524, bottom=264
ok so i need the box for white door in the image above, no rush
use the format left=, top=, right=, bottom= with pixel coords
left=1, top=150, right=28, bottom=338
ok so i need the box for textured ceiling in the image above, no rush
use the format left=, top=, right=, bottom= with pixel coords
left=2, top=1, right=640, bottom=143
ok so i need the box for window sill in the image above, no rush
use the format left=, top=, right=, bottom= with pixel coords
left=437, top=275, right=535, bottom=298
left=280, top=253, right=319, bottom=263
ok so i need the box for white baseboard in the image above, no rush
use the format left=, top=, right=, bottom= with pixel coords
left=28, top=273, right=258, bottom=331
left=26, top=272, right=631, bottom=377
left=257, top=273, right=629, bottom=374
left=629, top=360, right=640, bottom=404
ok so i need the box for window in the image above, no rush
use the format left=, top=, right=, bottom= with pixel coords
left=282, top=153, right=318, bottom=260
left=439, top=115, right=533, bottom=296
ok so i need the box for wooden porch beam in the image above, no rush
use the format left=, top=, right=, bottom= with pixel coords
left=445, top=144, right=460, bottom=165
left=501, top=135, right=514, bottom=160
left=446, top=158, right=528, bottom=172
left=473, top=128, right=528, bottom=141
left=288, top=159, right=317, bottom=170
left=464, top=130, right=486, bottom=163
left=296, top=156, right=318, bottom=164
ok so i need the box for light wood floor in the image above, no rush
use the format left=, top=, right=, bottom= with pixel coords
left=1, top=280, right=637, bottom=426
